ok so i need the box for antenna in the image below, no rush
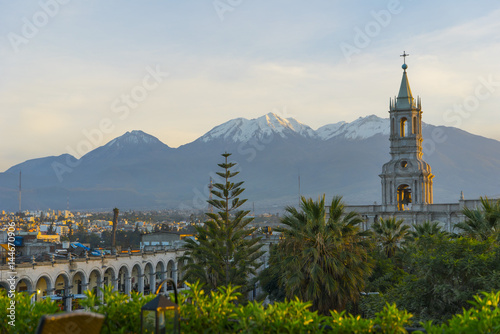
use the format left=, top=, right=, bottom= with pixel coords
left=18, top=171, right=22, bottom=214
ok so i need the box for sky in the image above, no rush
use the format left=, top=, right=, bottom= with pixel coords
left=1, top=0, right=500, bottom=172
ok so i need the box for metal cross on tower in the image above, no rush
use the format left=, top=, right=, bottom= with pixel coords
left=400, top=51, right=409, bottom=64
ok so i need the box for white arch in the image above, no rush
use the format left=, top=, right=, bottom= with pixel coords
left=117, top=264, right=131, bottom=295
left=71, top=270, right=87, bottom=295
left=143, top=262, right=155, bottom=295
left=131, top=262, right=143, bottom=294
left=16, top=276, right=34, bottom=293
left=155, top=260, right=167, bottom=293
left=0, top=281, right=9, bottom=290
left=35, top=274, right=54, bottom=301
left=88, top=268, right=102, bottom=297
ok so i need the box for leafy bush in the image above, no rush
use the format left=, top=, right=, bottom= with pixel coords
left=2, top=281, right=500, bottom=333
left=178, top=281, right=240, bottom=333
left=423, top=291, right=500, bottom=334
left=0, top=290, right=61, bottom=334
left=385, top=235, right=500, bottom=323
left=79, top=285, right=155, bottom=334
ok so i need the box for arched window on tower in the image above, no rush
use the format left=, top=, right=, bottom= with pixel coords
left=400, top=118, right=407, bottom=137
left=391, top=118, right=395, bottom=135
left=413, top=116, right=417, bottom=134
left=397, top=184, right=411, bottom=211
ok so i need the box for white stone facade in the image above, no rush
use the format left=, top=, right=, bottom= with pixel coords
left=0, top=249, right=185, bottom=311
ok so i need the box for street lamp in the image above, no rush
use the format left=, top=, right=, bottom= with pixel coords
left=141, top=278, right=180, bottom=334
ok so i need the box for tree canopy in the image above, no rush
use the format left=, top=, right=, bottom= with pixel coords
left=181, top=153, right=263, bottom=295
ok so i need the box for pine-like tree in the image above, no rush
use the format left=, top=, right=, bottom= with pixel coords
left=181, top=153, right=264, bottom=294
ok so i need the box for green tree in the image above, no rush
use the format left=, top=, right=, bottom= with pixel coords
left=386, top=234, right=500, bottom=322
left=372, top=217, right=410, bottom=259
left=455, top=197, right=500, bottom=241
left=47, top=222, right=56, bottom=235
left=270, top=195, right=374, bottom=314
left=407, top=221, right=447, bottom=242
left=181, top=153, right=263, bottom=294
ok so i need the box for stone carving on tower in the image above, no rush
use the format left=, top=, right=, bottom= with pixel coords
left=380, top=53, right=434, bottom=211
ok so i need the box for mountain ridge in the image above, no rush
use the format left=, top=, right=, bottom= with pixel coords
left=1, top=114, right=499, bottom=212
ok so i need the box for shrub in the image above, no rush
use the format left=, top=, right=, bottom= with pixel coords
left=0, top=290, right=61, bottom=334
left=79, top=285, right=155, bottom=334
left=1, top=282, right=500, bottom=333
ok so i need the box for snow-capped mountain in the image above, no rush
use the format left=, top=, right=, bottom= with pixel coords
left=200, top=113, right=391, bottom=143
left=200, top=113, right=316, bottom=143
left=317, top=115, right=390, bottom=140
left=1, top=113, right=499, bottom=212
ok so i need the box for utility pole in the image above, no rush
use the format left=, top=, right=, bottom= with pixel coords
left=18, top=171, right=22, bottom=215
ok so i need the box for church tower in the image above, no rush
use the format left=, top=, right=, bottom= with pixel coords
left=380, top=54, right=434, bottom=211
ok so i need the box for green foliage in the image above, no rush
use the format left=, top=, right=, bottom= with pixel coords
left=365, top=250, right=408, bottom=295
left=407, top=221, right=447, bottom=241
left=372, top=217, right=409, bottom=259
left=455, top=197, right=500, bottom=241
left=270, top=195, right=374, bottom=314
left=326, top=310, right=374, bottom=333
left=0, top=290, right=61, bottom=334
left=374, top=303, right=413, bottom=334
left=358, top=293, right=388, bottom=320
left=3, top=281, right=500, bottom=333
left=234, top=298, right=327, bottom=333
left=258, top=248, right=287, bottom=303
left=79, top=285, right=155, bottom=334
left=178, top=281, right=240, bottom=333
left=385, top=234, right=500, bottom=323
left=423, top=291, right=500, bottom=333
left=180, top=152, right=263, bottom=296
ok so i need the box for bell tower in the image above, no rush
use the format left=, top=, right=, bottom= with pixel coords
left=380, top=53, right=434, bottom=211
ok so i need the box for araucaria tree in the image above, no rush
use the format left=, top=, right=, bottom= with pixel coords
left=270, top=195, right=374, bottom=314
left=181, top=153, right=263, bottom=294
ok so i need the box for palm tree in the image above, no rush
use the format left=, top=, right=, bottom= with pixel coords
left=372, top=217, right=410, bottom=258
left=273, top=195, right=373, bottom=314
left=455, top=197, right=500, bottom=241
left=407, top=221, right=447, bottom=241
left=112, top=208, right=119, bottom=251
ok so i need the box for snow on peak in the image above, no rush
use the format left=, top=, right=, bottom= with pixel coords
left=201, top=113, right=315, bottom=143
left=200, top=113, right=390, bottom=143
left=106, top=130, right=162, bottom=148
left=317, top=115, right=389, bottom=140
